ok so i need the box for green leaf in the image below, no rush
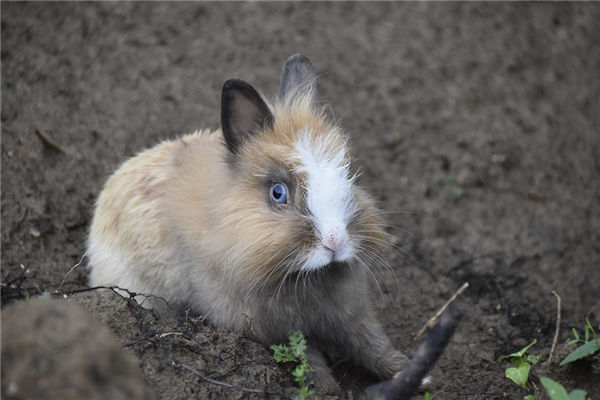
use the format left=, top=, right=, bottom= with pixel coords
left=294, top=385, right=314, bottom=400
left=514, top=339, right=537, bottom=357
left=568, top=328, right=580, bottom=345
left=271, top=344, right=296, bottom=363
left=585, top=317, right=596, bottom=341
left=568, top=389, right=587, bottom=400
left=524, top=396, right=535, bottom=400
left=451, top=186, right=464, bottom=198
left=527, top=354, right=541, bottom=365
left=499, top=339, right=537, bottom=364
left=560, top=338, right=600, bottom=366
left=289, top=331, right=307, bottom=358
left=293, top=364, right=305, bottom=380
left=428, top=177, right=440, bottom=186
left=505, top=363, right=531, bottom=388
left=424, top=393, right=431, bottom=400
left=540, top=376, right=570, bottom=400
left=272, top=331, right=313, bottom=399
left=585, top=323, right=590, bottom=343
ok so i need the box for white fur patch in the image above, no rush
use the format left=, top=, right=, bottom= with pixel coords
left=292, top=128, right=357, bottom=271
left=392, top=372, right=432, bottom=387
left=88, top=236, right=145, bottom=293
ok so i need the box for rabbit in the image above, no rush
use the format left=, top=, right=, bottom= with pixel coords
left=87, top=54, right=410, bottom=392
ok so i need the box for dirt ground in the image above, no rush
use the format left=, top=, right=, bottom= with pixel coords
left=2, top=2, right=599, bottom=399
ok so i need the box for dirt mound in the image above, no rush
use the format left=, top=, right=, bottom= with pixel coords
left=2, top=297, right=155, bottom=400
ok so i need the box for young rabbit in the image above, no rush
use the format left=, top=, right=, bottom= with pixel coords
left=88, top=54, right=409, bottom=391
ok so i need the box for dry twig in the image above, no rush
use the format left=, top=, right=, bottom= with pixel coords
left=545, top=290, right=562, bottom=366
left=59, top=252, right=87, bottom=289
left=416, top=282, right=468, bottom=339
left=34, top=128, right=67, bottom=153
left=172, top=361, right=290, bottom=399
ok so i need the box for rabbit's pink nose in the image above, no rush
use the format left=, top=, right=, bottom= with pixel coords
left=323, top=228, right=347, bottom=253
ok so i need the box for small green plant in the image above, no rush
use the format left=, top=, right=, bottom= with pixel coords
left=500, top=329, right=595, bottom=399
left=499, top=313, right=597, bottom=399
left=561, top=318, right=600, bottom=366
left=499, top=339, right=541, bottom=389
left=447, top=172, right=464, bottom=197
left=567, top=317, right=597, bottom=345
left=271, top=331, right=314, bottom=400
left=429, top=172, right=463, bottom=198
left=539, top=376, right=587, bottom=400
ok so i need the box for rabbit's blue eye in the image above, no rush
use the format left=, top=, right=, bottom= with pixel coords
left=270, top=183, right=287, bottom=204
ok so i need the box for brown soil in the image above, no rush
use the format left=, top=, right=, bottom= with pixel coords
left=2, top=3, right=599, bottom=399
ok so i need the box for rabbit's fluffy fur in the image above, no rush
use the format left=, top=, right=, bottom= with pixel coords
left=88, top=54, right=409, bottom=390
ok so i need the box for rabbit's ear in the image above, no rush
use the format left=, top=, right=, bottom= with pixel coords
left=221, top=78, right=274, bottom=154
left=279, top=54, right=317, bottom=103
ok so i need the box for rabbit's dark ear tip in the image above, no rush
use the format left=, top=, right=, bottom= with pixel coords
left=222, top=78, right=241, bottom=90
left=287, top=53, right=309, bottom=62
left=284, top=53, right=314, bottom=69
left=221, top=78, right=273, bottom=155
left=280, top=54, right=317, bottom=100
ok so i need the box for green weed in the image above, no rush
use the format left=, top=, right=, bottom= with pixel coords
left=498, top=339, right=541, bottom=389
left=539, top=376, right=587, bottom=400
left=500, top=318, right=598, bottom=399
left=561, top=318, right=600, bottom=366
left=271, top=331, right=314, bottom=400
left=428, top=171, right=464, bottom=198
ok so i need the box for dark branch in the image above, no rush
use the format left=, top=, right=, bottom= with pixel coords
left=361, top=304, right=460, bottom=400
